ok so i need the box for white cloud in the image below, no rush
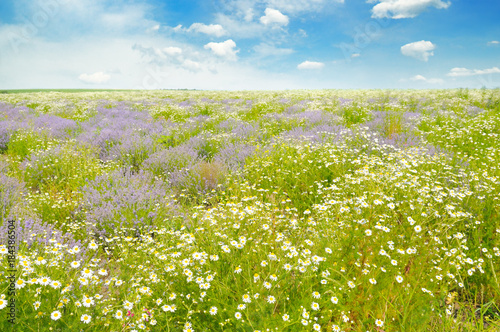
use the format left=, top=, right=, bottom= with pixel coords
left=351, top=53, right=361, bottom=58
left=253, top=43, right=294, bottom=56
left=151, top=24, right=160, bottom=31
left=188, top=23, right=227, bottom=37
left=266, top=0, right=344, bottom=14
left=488, top=40, right=499, bottom=46
left=297, top=61, right=324, bottom=70
left=401, top=40, right=435, bottom=61
left=204, top=39, right=239, bottom=60
left=371, top=0, right=451, bottom=19
left=78, top=71, right=110, bottom=84
left=409, top=74, right=444, bottom=84
left=447, top=67, right=500, bottom=77
left=182, top=59, right=202, bottom=72
left=260, top=8, right=289, bottom=26
left=163, top=46, right=183, bottom=56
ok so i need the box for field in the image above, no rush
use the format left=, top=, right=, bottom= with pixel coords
left=1, top=89, right=499, bottom=331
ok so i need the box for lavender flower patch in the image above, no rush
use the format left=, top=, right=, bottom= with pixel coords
left=80, top=168, right=178, bottom=236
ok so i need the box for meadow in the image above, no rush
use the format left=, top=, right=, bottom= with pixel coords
left=0, top=89, right=499, bottom=331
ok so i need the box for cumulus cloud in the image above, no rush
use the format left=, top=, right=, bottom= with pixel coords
left=253, top=43, right=294, bottom=56
left=266, top=0, right=344, bottom=14
left=297, top=61, right=324, bottom=70
left=370, top=0, right=451, bottom=19
left=401, top=40, right=435, bottom=61
left=182, top=59, right=202, bottom=72
left=447, top=67, right=500, bottom=77
left=188, top=23, right=227, bottom=37
left=410, top=74, right=444, bottom=84
left=163, top=46, right=183, bottom=56
left=260, top=8, right=289, bottom=25
left=487, top=40, right=499, bottom=46
left=78, top=72, right=110, bottom=84
left=204, top=39, right=239, bottom=60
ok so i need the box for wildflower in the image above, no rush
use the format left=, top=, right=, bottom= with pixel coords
left=311, top=302, right=320, bottom=311
left=312, top=291, right=320, bottom=299
left=51, top=310, right=62, bottom=321
left=33, top=301, right=41, bottom=310
left=235, top=312, right=242, bottom=319
left=15, top=279, right=26, bottom=289
left=115, top=310, right=123, bottom=319
left=267, top=296, right=276, bottom=304
left=282, top=314, right=289, bottom=321
left=365, top=229, right=372, bottom=236
left=39, top=277, right=51, bottom=286
left=50, top=281, right=61, bottom=289
left=238, top=304, right=246, bottom=310
left=375, top=319, right=384, bottom=327
left=396, top=275, right=403, bottom=283
left=369, top=278, right=377, bottom=285
left=0, top=298, right=8, bottom=310
left=263, top=282, right=272, bottom=289
left=89, top=241, right=98, bottom=250
left=81, top=314, right=91, bottom=324
left=313, top=323, right=321, bottom=331
left=283, top=263, right=292, bottom=271
left=124, top=301, right=133, bottom=310
left=348, top=281, right=356, bottom=288
left=331, top=296, right=338, bottom=304
left=242, top=294, right=251, bottom=303
left=234, top=266, right=242, bottom=274
left=83, top=296, right=94, bottom=307
left=209, top=306, right=218, bottom=315
left=98, top=269, right=108, bottom=276
left=82, top=268, right=93, bottom=278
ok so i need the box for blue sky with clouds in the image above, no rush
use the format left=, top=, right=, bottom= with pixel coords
left=0, top=0, right=499, bottom=90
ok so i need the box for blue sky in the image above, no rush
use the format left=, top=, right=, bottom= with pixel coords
left=0, top=0, right=499, bottom=90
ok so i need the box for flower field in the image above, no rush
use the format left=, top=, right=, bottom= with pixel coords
left=0, top=89, right=499, bottom=331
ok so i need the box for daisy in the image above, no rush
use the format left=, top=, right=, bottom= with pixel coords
left=83, top=296, right=94, bottom=307
left=39, top=277, right=51, bottom=286
left=33, top=301, right=41, bottom=310
left=396, top=275, right=403, bottom=283
left=50, top=281, right=62, bottom=289
left=51, top=310, right=62, bottom=321
left=313, top=323, right=321, bottom=331
left=375, top=319, right=384, bottom=327
left=235, top=312, right=242, bottom=319
left=15, top=279, right=26, bottom=289
left=123, top=301, right=133, bottom=310
left=237, top=304, right=246, bottom=310
left=267, top=296, right=276, bottom=304
left=242, top=294, right=251, bottom=303
left=312, top=291, right=321, bottom=299
left=311, top=302, right=320, bottom=311
left=209, top=307, right=218, bottom=315
left=282, top=314, right=289, bottom=321
left=369, top=278, right=377, bottom=285
left=115, top=310, right=123, bottom=319
left=0, top=298, right=7, bottom=310
left=331, top=296, right=338, bottom=304
left=81, top=314, right=91, bottom=324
